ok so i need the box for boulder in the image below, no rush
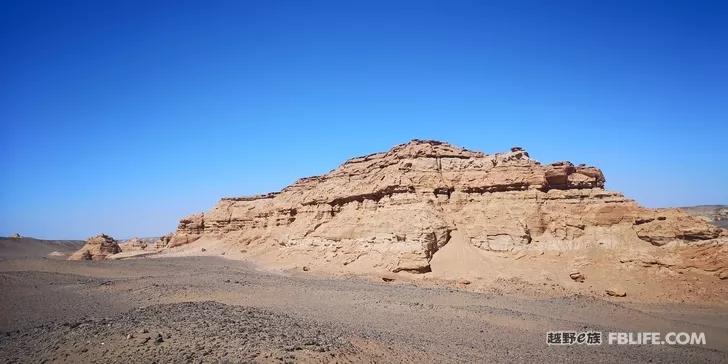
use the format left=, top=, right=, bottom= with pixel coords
left=569, top=271, right=585, bottom=283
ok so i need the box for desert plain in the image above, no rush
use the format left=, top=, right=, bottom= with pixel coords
left=2, top=140, right=727, bottom=363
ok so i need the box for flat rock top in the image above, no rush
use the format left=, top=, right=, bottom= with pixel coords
left=345, top=139, right=488, bottom=163
left=227, top=139, right=603, bottom=204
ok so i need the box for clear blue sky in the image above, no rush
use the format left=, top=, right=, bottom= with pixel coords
left=1, top=1, right=726, bottom=239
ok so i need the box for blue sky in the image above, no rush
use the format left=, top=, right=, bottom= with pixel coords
left=1, top=1, right=726, bottom=239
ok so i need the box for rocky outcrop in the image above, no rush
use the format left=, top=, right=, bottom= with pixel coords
left=166, top=140, right=726, bottom=277
left=118, top=237, right=148, bottom=251
left=634, top=210, right=722, bottom=245
left=169, top=214, right=205, bottom=248
left=154, top=234, right=173, bottom=249
left=69, top=234, right=121, bottom=261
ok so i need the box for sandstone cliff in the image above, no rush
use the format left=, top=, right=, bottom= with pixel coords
left=164, top=140, right=726, bottom=279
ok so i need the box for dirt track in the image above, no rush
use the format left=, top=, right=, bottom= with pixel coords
left=1, top=257, right=727, bottom=363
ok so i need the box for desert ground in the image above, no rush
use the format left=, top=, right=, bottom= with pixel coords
left=3, top=143, right=728, bottom=363
left=1, top=251, right=727, bottom=363
left=3, top=143, right=727, bottom=363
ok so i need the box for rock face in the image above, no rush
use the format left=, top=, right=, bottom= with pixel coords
left=166, top=140, right=726, bottom=277
left=69, top=234, right=121, bottom=261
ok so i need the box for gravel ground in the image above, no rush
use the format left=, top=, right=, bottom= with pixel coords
left=1, top=302, right=356, bottom=363
left=1, top=257, right=727, bottom=363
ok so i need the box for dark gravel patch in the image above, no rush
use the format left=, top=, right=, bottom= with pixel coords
left=0, top=301, right=354, bottom=363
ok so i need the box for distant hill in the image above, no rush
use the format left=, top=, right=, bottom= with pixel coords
left=679, top=205, right=728, bottom=229
left=0, top=236, right=84, bottom=260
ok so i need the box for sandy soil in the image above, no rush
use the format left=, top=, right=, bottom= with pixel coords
left=0, top=237, right=83, bottom=260
left=156, top=234, right=728, bottom=307
left=1, top=256, right=727, bottom=363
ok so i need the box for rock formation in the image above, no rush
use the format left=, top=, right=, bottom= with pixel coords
left=118, top=237, right=148, bottom=251
left=69, top=234, right=121, bottom=261
left=165, top=140, right=726, bottom=278
left=154, top=234, right=173, bottom=249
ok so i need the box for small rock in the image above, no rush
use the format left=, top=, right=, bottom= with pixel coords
left=201, top=248, right=207, bottom=252
left=719, top=270, right=728, bottom=280
left=302, top=266, right=309, bottom=272
left=606, top=288, right=626, bottom=297
left=303, top=339, right=317, bottom=346
left=139, top=328, right=148, bottom=334
left=381, top=277, right=394, bottom=282
left=569, top=271, right=585, bottom=283
left=126, top=334, right=133, bottom=340
left=155, top=333, right=164, bottom=344
left=458, top=279, right=471, bottom=285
